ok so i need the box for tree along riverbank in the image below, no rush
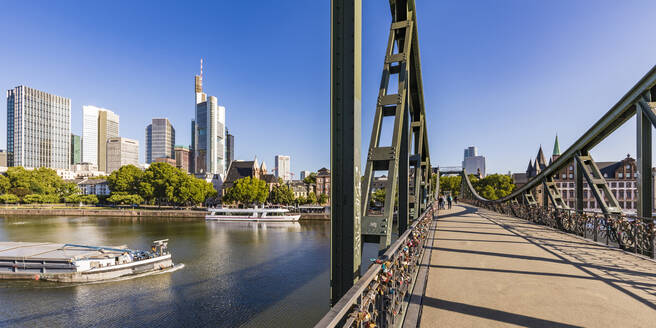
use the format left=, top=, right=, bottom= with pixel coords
left=0, top=207, right=330, bottom=220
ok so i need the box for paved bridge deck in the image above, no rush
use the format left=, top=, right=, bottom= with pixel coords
left=419, top=205, right=656, bottom=327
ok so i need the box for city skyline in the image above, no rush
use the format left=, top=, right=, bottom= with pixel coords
left=2, top=1, right=656, bottom=176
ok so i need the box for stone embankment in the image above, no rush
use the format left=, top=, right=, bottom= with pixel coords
left=0, top=207, right=331, bottom=220
left=0, top=207, right=206, bottom=218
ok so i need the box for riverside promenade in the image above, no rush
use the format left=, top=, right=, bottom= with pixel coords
left=420, top=205, right=656, bottom=327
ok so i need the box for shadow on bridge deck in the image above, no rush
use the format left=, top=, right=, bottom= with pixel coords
left=419, top=205, right=656, bottom=327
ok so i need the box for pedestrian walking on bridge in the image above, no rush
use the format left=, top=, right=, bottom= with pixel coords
left=447, top=195, right=453, bottom=209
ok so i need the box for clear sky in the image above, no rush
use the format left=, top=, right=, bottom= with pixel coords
left=1, top=1, right=655, bottom=176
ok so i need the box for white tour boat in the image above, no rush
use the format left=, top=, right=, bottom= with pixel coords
left=206, top=207, right=301, bottom=222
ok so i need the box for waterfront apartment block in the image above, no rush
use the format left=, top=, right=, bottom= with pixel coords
left=146, top=118, right=175, bottom=164
left=275, top=155, right=291, bottom=181
left=316, top=167, right=330, bottom=197
left=82, top=105, right=119, bottom=172
left=7, top=86, right=71, bottom=169
left=193, top=61, right=226, bottom=176
left=105, top=137, right=139, bottom=174
left=71, top=134, right=81, bottom=165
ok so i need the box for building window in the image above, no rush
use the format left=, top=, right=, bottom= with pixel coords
left=626, top=165, right=631, bottom=170
left=569, top=190, right=574, bottom=198
left=569, top=183, right=574, bottom=188
left=569, top=166, right=573, bottom=171
left=618, top=173, right=623, bottom=178
left=569, top=173, right=574, bottom=179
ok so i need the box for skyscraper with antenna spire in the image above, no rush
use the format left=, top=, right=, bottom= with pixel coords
left=192, top=59, right=227, bottom=178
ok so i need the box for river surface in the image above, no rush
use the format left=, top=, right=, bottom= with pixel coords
left=0, top=216, right=335, bottom=328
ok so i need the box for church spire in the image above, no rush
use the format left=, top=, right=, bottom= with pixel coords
left=553, top=134, right=561, bottom=156
left=536, top=145, right=546, bottom=169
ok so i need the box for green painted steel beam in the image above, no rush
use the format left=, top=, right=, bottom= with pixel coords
left=637, top=96, right=652, bottom=218
left=330, top=0, right=362, bottom=306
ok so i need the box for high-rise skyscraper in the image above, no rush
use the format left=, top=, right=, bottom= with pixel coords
left=7, top=86, right=71, bottom=169
left=300, top=170, right=311, bottom=180
left=82, top=105, right=119, bottom=172
left=463, top=146, right=478, bottom=158
left=71, top=134, right=82, bottom=165
left=275, top=155, right=291, bottom=181
left=190, top=120, right=196, bottom=174
left=226, top=129, right=234, bottom=170
left=193, top=59, right=226, bottom=176
left=145, top=118, right=175, bottom=164
left=462, top=145, right=486, bottom=177
left=106, top=137, right=139, bottom=174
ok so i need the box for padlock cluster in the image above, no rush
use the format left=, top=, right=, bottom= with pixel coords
left=346, top=208, right=433, bottom=328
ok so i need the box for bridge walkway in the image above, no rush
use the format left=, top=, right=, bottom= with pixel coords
left=419, top=205, right=656, bottom=327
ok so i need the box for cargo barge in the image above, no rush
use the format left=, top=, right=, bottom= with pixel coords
left=0, top=239, right=173, bottom=282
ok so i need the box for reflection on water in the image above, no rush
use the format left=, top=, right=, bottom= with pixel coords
left=0, top=216, right=330, bottom=327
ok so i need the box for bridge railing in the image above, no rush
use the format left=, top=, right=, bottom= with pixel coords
left=315, top=203, right=436, bottom=328
left=463, top=196, right=656, bottom=258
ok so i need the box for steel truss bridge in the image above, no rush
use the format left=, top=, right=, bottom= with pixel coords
left=317, top=0, right=656, bottom=327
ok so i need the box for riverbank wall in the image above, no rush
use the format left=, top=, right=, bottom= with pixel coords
left=0, top=208, right=330, bottom=220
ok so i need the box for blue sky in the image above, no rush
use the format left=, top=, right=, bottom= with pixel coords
left=1, top=1, right=655, bottom=175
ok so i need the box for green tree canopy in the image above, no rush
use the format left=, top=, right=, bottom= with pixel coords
left=107, top=163, right=215, bottom=206
left=307, top=191, right=318, bottom=204
left=439, top=176, right=462, bottom=197
left=0, top=194, right=19, bottom=204
left=303, top=173, right=317, bottom=185
left=472, top=174, right=515, bottom=200
left=6, top=167, right=66, bottom=196
left=107, top=165, right=144, bottom=195
left=269, top=184, right=294, bottom=205
left=0, top=175, right=10, bottom=194
left=318, top=194, right=329, bottom=205
left=223, top=177, right=268, bottom=206
left=107, top=193, right=144, bottom=205
left=372, top=188, right=386, bottom=205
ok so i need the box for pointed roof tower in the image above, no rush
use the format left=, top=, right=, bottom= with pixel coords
left=552, top=135, right=561, bottom=156
left=526, top=159, right=533, bottom=173
left=536, top=145, right=547, bottom=170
